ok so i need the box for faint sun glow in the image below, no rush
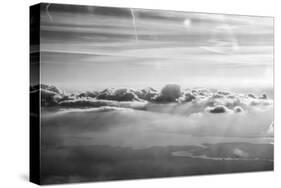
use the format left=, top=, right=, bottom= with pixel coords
left=184, top=19, right=192, bottom=27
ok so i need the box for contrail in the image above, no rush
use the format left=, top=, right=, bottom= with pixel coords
left=130, top=8, right=138, bottom=42
left=46, top=3, right=53, bottom=22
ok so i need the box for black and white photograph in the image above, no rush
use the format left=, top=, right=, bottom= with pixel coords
left=30, top=3, right=273, bottom=185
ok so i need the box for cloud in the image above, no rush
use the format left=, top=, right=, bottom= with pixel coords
left=96, top=88, right=142, bottom=102
left=42, top=101, right=273, bottom=142
left=249, top=98, right=272, bottom=106
left=41, top=84, right=62, bottom=94
left=153, top=84, right=181, bottom=103
left=41, top=89, right=61, bottom=106
left=217, top=90, right=231, bottom=95
left=40, top=84, right=67, bottom=106
left=59, top=98, right=116, bottom=108
left=78, top=91, right=99, bottom=98
left=248, top=93, right=256, bottom=98
left=37, top=84, right=273, bottom=116
left=40, top=84, right=273, bottom=152
left=205, top=105, right=231, bottom=113
left=233, top=106, right=244, bottom=113
left=201, top=25, right=239, bottom=54
left=259, top=94, right=268, bottom=99
left=47, top=106, right=132, bottom=117
left=134, top=87, right=158, bottom=101
left=58, top=98, right=147, bottom=110
left=179, top=91, right=196, bottom=102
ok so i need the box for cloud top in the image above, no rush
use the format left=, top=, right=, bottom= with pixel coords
left=38, top=84, right=273, bottom=139
left=35, top=84, right=273, bottom=116
left=205, top=105, right=231, bottom=113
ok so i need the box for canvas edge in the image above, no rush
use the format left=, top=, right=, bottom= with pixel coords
left=30, top=3, right=41, bottom=185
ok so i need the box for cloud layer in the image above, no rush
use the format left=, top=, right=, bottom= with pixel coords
left=34, top=84, right=273, bottom=115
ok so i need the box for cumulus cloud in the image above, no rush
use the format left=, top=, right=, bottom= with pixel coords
left=41, top=89, right=60, bottom=106
left=40, top=83, right=273, bottom=141
left=249, top=98, right=273, bottom=106
left=39, top=84, right=273, bottom=154
left=38, top=84, right=273, bottom=117
left=78, top=91, right=99, bottom=98
left=191, top=88, right=212, bottom=98
left=205, top=105, right=231, bottom=113
left=217, top=90, right=231, bottom=95
left=96, top=88, right=142, bottom=102
left=233, top=106, right=244, bottom=113
left=134, top=87, right=158, bottom=101
left=153, top=84, right=181, bottom=103
left=179, top=91, right=196, bottom=102
left=41, top=84, right=62, bottom=94
left=248, top=93, right=256, bottom=99
left=30, top=84, right=73, bottom=106
left=259, top=94, right=268, bottom=99
left=40, top=84, right=66, bottom=106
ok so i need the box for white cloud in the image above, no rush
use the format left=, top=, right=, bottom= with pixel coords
left=39, top=84, right=273, bottom=117
left=40, top=84, right=273, bottom=139
left=205, top=105, right=231, bottom=113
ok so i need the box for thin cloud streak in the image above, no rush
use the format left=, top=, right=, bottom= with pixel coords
left=40, top=4, right=273, bottom=89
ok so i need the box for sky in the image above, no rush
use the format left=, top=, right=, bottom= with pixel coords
left=39, top=3, right=274, bottom=91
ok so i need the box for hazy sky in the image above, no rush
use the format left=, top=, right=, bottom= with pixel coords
left=40, top=3, right=274, bottom=91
